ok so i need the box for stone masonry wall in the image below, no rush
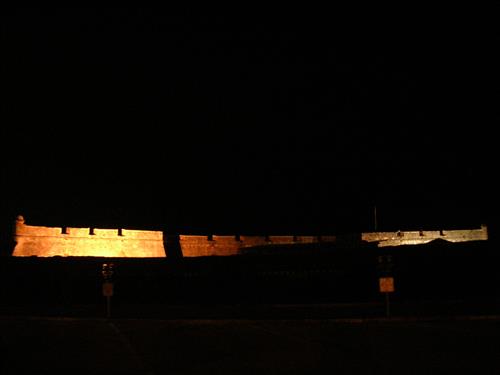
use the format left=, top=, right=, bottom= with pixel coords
left=361, top=225, right=489, bottom=247
left=11, top=216, right=489, bottom=258
left=13, top=216, right=166, bottom=257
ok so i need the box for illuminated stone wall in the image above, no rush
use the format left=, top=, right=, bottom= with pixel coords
left=12, top=217, right=336, bottom=258
left=13, top=216, right=166, bottom=257
left=179, top=235, right=241, bottom=257
left=361, top=225, right=489, bottom=247
left=179, top=235, right=334, bottom=257
left=11, top=216, right=489, bottom=258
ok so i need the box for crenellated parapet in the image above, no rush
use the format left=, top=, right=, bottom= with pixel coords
left=179, top=235, right=335, bottom=257
left=361, top=225, right=488, bottom=247
left=13, top=216, right=166, bottom=257
left=10, top=215, right=489, bottom=258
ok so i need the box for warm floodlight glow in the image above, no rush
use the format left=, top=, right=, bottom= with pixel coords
left=12, top=216, right=489, bottom=258
left=13, top=216, right=166, bottom=258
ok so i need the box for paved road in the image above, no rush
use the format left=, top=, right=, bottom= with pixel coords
left=1, top=315, right=499, bottom=375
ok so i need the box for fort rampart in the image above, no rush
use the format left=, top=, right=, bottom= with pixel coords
left=12, top=216, right=165, bottom=257
left=11, top=216, right=489, bottom=258
left=362, top=226, right=488, bottom=247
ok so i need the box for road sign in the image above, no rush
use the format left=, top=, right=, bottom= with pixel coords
left=379, top=277, right=395, bottom=293
left=102, top=281, right=114, bottom=297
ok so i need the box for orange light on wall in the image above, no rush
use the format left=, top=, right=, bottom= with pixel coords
left=11, top=216, right=489, bottom=258
left=13, top=216, right=166, bottom=258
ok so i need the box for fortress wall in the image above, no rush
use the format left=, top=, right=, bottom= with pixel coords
left=10, top=216, right=489, bottom=257
left=239, top=236, right=269, bottom=248
left=178, top=235, right=339, bottom=257
left=212, top=235, right=243, bottom=256
left=294, top=236, right=319, bottom=243
left=66, top=228, right=91, bottom=237
left=179, top=235, right=215, bottom=257
left=441, top=227, right=489, bottom=242
left=267, top=236, right=295, bottom=244
left=13, top=217, right=165, bottom=257
left=178, top=235, right=331, bottom=257
left=362, top=225, right=488, bottom=247
left=15, top=223, right=62, bottom=237
left=120, top=229, right=163, bottom=240
left=179, top=235, right=244, bottom=256
left=362, top=231, right=435, bottom=247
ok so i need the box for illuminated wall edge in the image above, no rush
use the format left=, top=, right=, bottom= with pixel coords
left=12, top=216, right=489, bottom=258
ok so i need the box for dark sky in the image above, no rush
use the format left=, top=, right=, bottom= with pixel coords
left=0, top=6, right=495, bottom=236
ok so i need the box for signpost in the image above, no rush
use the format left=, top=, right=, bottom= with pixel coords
left=379, top=276, right=395, bottom=293
left=102, top=263, right=114, bottom=318
left=379, top=276, right=395, bottom=317
left=377, top=255, right=394, bottom=318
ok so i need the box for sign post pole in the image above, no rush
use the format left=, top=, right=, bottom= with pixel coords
left=101, top=263, right=114, bottom=319
left=385, top=291, right=390, bottom=318
left=377, top=255, right=395, bottom=318
left=106, top=294, right=111, bottom=318
left=379, top=276, right=395, bottom=318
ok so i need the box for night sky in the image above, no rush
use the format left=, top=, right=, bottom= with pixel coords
left=1, top=7, right=495, bottom=237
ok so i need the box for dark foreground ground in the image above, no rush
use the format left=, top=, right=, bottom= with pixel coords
left=1, top=315, right=499, bottom=375
left=1, top=240, right=500, bottom=373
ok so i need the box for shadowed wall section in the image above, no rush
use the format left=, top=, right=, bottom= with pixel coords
left=178, top=235, right=336, bottom=257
